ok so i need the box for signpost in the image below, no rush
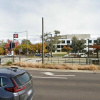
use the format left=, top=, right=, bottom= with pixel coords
left=12, top=34, right=18, bottom=62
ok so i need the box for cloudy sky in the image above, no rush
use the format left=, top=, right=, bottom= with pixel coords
left=0, top=0, right=100, bottom=43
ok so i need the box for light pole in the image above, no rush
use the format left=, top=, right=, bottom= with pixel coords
left=14, top=31, right=28, bottom=56
left=42, top=17, right=44, bottom=64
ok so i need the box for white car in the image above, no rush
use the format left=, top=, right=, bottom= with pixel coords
left=80, top=54, right=87, bottom=57
left=6, top=53, right=13, bottom=57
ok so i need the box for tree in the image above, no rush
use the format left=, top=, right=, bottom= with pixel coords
left=4, top=39, right=19, bottom=55
left=15, top=44, right=32, bottom=54
left=0, top=47, right=4, bottom=55
left=97, top=37, right=100, bottom=45
left=53, top=30, right=61, bottom=44
left=21, top=39, right=31, bottom=45
left=71, top=36, right=78, bottom=53
left=31, top=43, right=47, bottom=53
left=77, top=39, right=85, bottom=52
left=62, top=46, right=72, bottom=54
left=71, top=36, right=85, bottom=53
left=43, top=30, right=61, bottom=53
left=0, top=40, right=6, bottom=54
left=44, top=33, right=56, bottom=53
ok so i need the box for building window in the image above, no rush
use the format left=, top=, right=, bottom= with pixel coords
left=57, top=45, right=60, bottom=48
left=57, top=50, right=60, bottom=52
left=62, top=40, right=65, bottom=43
left=61, top=45, right=64, bottom=48
left=94, top=40, right=97, bottom=43
left=67, top=40, right=70, bottom=43
left=89, top=40, right=92, bottom=43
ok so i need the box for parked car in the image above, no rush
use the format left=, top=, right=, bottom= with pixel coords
left=80, top=53, right=87, bottom=57
left=63, top=54, right=69, bottom=58
left=0, top=67, right=34, bottom=100
left=34, top=53, right=42, bottom=57
left=45, top=54, right=53, bottom=57
left=6, top=53, right=13, bottom=57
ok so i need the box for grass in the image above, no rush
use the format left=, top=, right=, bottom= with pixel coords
left=53, top=52, right=67, bottom=57
left=12, top=62, right=99, bottom=71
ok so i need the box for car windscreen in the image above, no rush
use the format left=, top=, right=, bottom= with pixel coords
left=13, top=72, right=32, bottom=87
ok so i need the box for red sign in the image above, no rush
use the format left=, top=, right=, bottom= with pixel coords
left=14, top=34, right=18, bottom=38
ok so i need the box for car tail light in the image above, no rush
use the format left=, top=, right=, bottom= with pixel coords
left=5, top=78, right=26, bottom=92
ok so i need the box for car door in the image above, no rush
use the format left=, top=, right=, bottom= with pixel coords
left=0, top=77, right=8, bottom=98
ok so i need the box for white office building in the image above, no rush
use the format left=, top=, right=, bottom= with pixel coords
left=55, top=34, right=97, bottom=52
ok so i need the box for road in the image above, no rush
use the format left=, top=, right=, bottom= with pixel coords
left=27, top=69, right=100, bottom=100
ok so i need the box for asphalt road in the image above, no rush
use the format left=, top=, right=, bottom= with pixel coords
left=27, top=69, right=100, bottom=100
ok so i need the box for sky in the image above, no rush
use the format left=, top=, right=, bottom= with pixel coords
left=0, top=0, right=100, bottom=43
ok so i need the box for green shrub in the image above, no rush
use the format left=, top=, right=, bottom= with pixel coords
left=6, top=61, right=12, bottom=65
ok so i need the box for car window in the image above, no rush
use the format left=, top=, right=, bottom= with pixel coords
left=0, top=77, right=8, bottom=87
left=13, top=72, right=32, bottom=87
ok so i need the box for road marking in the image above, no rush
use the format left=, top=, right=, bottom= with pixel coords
left=44, top=72, right=75, bottom=77
left=53, top=75, right=75, bottom=77
left=32, top=76, right=67, bottom=79
left=44, top=72, right=54, bottom=75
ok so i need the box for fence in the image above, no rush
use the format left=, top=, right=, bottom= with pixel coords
left=44, top=57, right=100, bottom=65
left=0, top=56, right=100, bottom=65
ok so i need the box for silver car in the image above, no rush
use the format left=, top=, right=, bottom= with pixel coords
left=0, top=67, right=34, bottom=100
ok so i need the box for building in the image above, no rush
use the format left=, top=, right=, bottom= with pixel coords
left=55, top=34, right=97, bottom=53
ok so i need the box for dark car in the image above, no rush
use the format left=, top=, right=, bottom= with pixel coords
left=45, top=54, right=53, bottom=57
left=0, top=67, right=34, bottom=100
left=34, top=53, right=42, bottom=57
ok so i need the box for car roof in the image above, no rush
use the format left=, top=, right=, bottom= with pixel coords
left=0, top=67, right=26, bottom=78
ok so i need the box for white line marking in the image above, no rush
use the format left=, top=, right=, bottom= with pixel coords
left=44, top=72, right=54, bottom=75
left=44, top=72, right=75, bottom=77
left=54, top=75, right=75, bottom=77
left=32, top=76, right=67, bottom=79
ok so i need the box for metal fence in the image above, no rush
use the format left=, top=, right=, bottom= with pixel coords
left=0, top=56, right=100, bottom=65
left=44, top=57, right=100, bottom=65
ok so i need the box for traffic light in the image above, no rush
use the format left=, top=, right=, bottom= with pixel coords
left=13, top=34, right=18, bottom=38
left=10, top=42, right=15, bottom=49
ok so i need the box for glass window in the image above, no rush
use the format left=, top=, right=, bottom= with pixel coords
left=89, top=40, right=92, bottom=43
left=67, top=40, right=70, bottom=43
left=57, top=45, right=60, bottom=48
left=0, top=77, right=8, bottom=87
left=13, top=72, right=31, bottom=86
left=62, top=40, right=65, bottom=43
left=94, top=40, right=97, bottom=43
left=57, top=50, right=60, bottom=52
left=61, top=45, right=64, bottom=48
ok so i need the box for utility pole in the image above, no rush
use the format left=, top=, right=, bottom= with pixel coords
left=42, top=17, right=44, bottom=64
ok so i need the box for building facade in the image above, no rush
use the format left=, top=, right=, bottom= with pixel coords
left=55, top=34, right=97, bottom=52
